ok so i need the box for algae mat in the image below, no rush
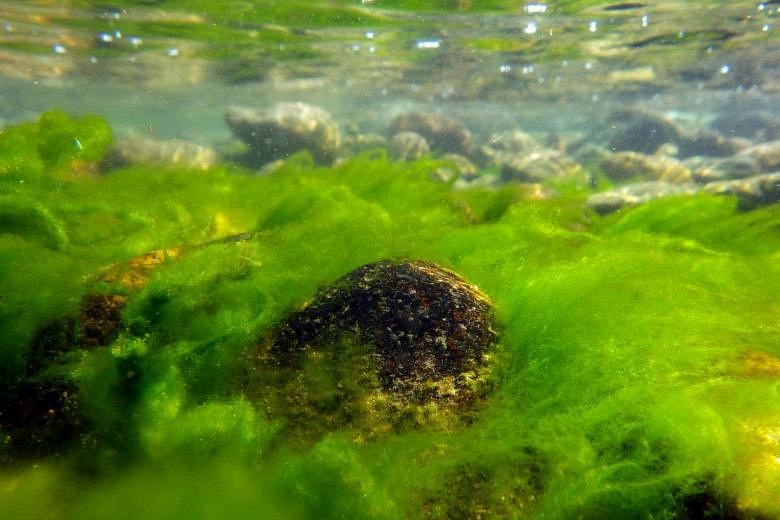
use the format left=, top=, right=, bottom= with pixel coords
left=1, top=111, right=780, bottom=518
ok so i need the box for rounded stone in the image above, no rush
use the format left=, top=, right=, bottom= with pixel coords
left=389, top=112, right=473, bottom=156
left=389, top=131, right=430, bottom=161
left=267, top=259, right=498, bottom=396
left=225, top=102, right=341, bottom=165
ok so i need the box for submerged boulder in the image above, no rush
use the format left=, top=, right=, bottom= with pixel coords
left=389, top=111, right=473, bottom=156
left=389, top=131, right=430, bottom=161
left=265, top=260, right=497, bottom=397
left=607, top=108, right=682, bottom=155
left=225, top=102, right=341, bottom=166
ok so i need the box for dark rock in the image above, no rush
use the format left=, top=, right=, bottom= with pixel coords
left=607, top=108, right=682, bottom=154
left=711, top=111, right=774, bottom=140
left=676, top=129, right=749, bottom=159
left=225, top=102, right=341, bottom=166
left=389, top=131, right=430, bottom=161
left=586, top=182, right=698, bottom=215
left=26, top=317, right=78, bottom=374
left=671, top=480, right=770, bottom=520
left=265, top=260, right=497, bottom=397
left=80, top=293, right=126, bottom=349
left=0, top=378, right=93, bottom=461
left=389, top=112, right=473, bottom=156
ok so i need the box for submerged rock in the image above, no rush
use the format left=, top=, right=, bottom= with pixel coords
left=600, top=151, right=692, bottom=184
left=225, top=102, right=341, bottom=166
left=101, top=135, right=219, bottom=171
left=389, top=111, right=473, bottom=156
left=586, top=182, right=699, bottom=215
left=711, top=111, right=779, bottom=141
left=690, top=155, right=762, bottom=183
left=265, top=260, right=497, bottom=398
left=341, top=132, right=387, bottom=156
left=703, top=172, right=780, bottom=210
left=389, top=131, right=430, bottom=161
left=737, top=140, right=780, bottom=172
left=432, top=153, right=477, bottom=183
left=487, top=129, right=541, bottom=154
left=676, top=129, right=749, bottom=158
left=607, top=108, right=682, bottom=154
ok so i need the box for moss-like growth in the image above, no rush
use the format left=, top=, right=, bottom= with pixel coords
left=0, top=112, right=779, bottom=518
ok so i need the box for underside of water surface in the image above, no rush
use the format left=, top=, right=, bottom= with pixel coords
left=1, top=1, right=780, bottom=519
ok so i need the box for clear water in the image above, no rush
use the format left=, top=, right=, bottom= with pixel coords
left=1, top=1, right=777, bottom=141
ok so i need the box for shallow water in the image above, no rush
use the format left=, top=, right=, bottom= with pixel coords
left=1, top=1, right=779, bottom=519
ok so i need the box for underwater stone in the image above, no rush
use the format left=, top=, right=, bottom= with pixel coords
left=496, top=149, right=582, bottom=183
left=266, top=260, right=497, bottom=396
left=702, top=172, right=780, bottom=210
left=600, top=151, right=692, bottom=184
left=0, top=378, right=92, bottom=461
left=341, top=132, right=387, bottom=156
left=737, top=140, right=780, bottom=172
left=432, top=153, right=477, bottom=183
left=586, top=181, right=699, bottom=215
left=676, top=129, right=749, bottom=159
left=389, top=111, right=473, bottom=156
left=607, top=108, right=682, bottom=155
left=389, top=131, right=430, bottom=161
left=102, top=135, right=219, bottom=171
left=712, top=111, right=780, bottom=142
left=690, top=155, right=762, bottom=183
left=225, top=102, right=341, bottom=165
left=80, top=293, right=126, bottom=349
left=487, top=129, right=541, bottom=154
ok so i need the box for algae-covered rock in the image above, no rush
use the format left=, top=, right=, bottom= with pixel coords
left=266, top=259, right=497, bottom=396
left=389, top=112, right=473, bottom=156
left=225, top=102, right=341, bottom=166
left=246, top=260, right=498, bottom=443
left=0, top=197, right=69, bottom=250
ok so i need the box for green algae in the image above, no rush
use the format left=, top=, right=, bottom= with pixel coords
left=0, top=113, right=779, bottom=518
